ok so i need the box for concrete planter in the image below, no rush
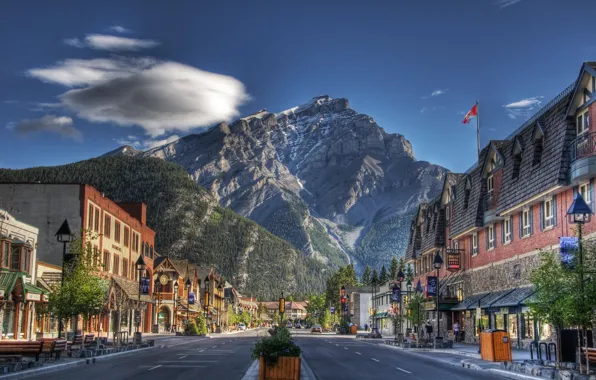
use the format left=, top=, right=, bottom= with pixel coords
left=259, top=356, right=301, bottom=380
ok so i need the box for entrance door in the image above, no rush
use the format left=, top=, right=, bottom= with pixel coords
left=158, top=307, right=170, bottom=332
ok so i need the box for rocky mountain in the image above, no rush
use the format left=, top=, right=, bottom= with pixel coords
left=114, top=96, right=447, bottom=271
left=0, top=156, right=327, bottom=299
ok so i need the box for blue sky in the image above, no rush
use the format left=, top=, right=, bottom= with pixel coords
left=1, top=0, right=594, bottom=172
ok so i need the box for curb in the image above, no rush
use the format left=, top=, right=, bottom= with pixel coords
left=0, top=346, right=157, bottom=379
left=240, top=360, right=259, bottom=380
left=460, top=359, right=484, bottom=371
left=486, top=368, right=544, bottom=380
left=301, top=357, right=317, bottom=380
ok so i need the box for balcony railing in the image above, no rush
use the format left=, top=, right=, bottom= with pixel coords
left=570, top=132, right=596, bottom=163
left=483, top=191, right=500, bottom=211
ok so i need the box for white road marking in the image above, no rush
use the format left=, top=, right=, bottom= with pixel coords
left=179, top=355, right=187, bottom=359
left=212, top=345, right=218, bottom=348
left=395, top=366, right=412, bottom=374
left=343, top=347, right=348, bottom=350
left=148, top=365, right=162, bottom=371
left=335, top=344, right=339, bottom=347
left=355, top=352, right=362, bottom=355
left=199, top=349, right=205, bottom=352
left=371, top=358, right=380, bottom=362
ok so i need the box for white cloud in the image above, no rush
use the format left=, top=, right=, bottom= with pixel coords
left=9, top=115, right=82, bottom=141
left=3, top=100, right=19, bottom=104
left=63, top=34, right=158, bottom=51
left=108, top=25, right=131, bottom=34
left=494, top=0, right=523, bottom=8
left=420, top=106, right=445, bottom=113
left=488, top=127, right=497, bottom=132
left=115, top=134, right=181, bottom=150
left=503, top=96, right=543, bottom=119
left=422, top=89, right=448, bottom=99
left=27, top=57, right=156, bottom=87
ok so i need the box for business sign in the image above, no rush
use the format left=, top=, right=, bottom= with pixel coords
left=391, top=286, right=401, bottom=302
left=560, top=237, right=578, bottom=269
left=426, top=276, right=438, bottom=297
left=330, top=306, right=335, bottom=314
left=140, top=276, right=150, bottom=295
left=188, top=292, right=196, bottom=305
left=446, top=249, right=461, bottom=271
left=26, top=293, right=41, bottom=302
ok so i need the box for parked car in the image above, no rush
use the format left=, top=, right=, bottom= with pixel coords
left=237, top=323, right=246, bottom=331
left=311, top=324, right=322, bottom=334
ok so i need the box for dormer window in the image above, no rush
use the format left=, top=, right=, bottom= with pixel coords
left=487, top=174, right=494, bottom=198
left=532, top=123, right=545, bottom=166
left=577, top=109, right=590, bottom=136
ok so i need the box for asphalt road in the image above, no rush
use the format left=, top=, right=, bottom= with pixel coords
left=296, top=336, right=503, bottom=380
left=26, top=329, right=266, bottom=380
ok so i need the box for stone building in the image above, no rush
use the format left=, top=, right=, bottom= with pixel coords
left=405, top=61, right=596, bottom=349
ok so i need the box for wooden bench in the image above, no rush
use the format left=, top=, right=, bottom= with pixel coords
left=67, top=335, right=83, bottom=352
left=83, top=334, right=95, bottom=348
left=0, top=341, right=44, bottom=362
left=40, top=339, right=67, bottom=361
left=584, top=347, right=596, bottom=372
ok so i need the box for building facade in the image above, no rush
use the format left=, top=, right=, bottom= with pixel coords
left=405, top=62, right=596, bottom=349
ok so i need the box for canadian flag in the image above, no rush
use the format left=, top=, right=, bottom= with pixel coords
left=462, top=103, right=478, bottom=124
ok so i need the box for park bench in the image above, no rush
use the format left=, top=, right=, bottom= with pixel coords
left=83, top=334, right=95, bottom=348
left=584, top=347, right=596, bottom=372
left=40, top=339, right=67, bottom=361
left=67, top=334, right=83, bottom=354
left=0, top=341, right=44, bottom=362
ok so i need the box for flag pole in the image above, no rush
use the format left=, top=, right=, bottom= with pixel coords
left=476, top=101, right=480, bottom=158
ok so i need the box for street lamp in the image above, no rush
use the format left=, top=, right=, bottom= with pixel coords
left=217, top=282, right=223, bottom=328
left=135, top=255, right=146, bottom=334
left=173, top=280, right=179, bottom=332
left=204, top=276, right=210, bottom=327
left=397, top=268, right=405, bottom=339
left=185, top=278, right=191, bottom=332
left=406, top=280, right=412, bottom=331
left=341, top=285, right=347, bottom=329
left=55, top=219, right=74, bottom=339
left=279, top=291, right=285, bottom=324
left=567, top=193, right=593, bottom=351
left=433, top=251, right=444, bottom=341
left=371, top=277, right=377, bottom=334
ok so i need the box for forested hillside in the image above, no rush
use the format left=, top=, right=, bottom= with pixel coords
left=0, top=156, right=328, bottom=298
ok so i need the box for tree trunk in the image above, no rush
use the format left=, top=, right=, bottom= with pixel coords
left=555, top=326, right=562, bottom=369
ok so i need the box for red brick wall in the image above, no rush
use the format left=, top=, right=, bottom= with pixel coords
left=589, top=102, right=596, bottom=134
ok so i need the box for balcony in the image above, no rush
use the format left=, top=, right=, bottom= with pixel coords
left=482, top=191, right=501, bottom=224
left=569, top=133, right=596, bottom=185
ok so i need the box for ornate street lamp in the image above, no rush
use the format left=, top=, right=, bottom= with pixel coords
left=204, top=276, right=210, bottom=323
left=406, top=280, right=412, bottom=331
left=173, top=280, right=179, bottom=332
left=433, top=251, right=444, bottom=341
left=279, top=291, right=285, bottom=324
left=567, top=193, right=593, bottom=352
left=135, top=255, right=146, bottom=334
left=217, top=282, right=224, bottom=328
left=185, top=278, right=191, bottom=332
left=55, top=219, right=74, bottom=339
left=397, top=268, right=405, bottom=339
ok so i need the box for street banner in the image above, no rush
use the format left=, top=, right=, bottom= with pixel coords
left=188, top=292, right=196, bottom=305
left=446, top=249, right=461, bottom=271
left=140, top=276, right=150, bottom=295
left=560, top=236, right=578, bottom=269
left=426, top=276, right=438, bottom=297
left=391, top=286, right=400, bottom=301
left=330, top=306, right=335, bottom=314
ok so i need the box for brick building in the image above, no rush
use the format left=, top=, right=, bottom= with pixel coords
left=0, top=183, right=156, bottom=335
left=405, top=62, right=596, bottom=349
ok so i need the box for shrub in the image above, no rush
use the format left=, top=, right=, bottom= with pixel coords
left=195, top=315, right=208, bottom=335
left=251, top=326, right=301, bottom=364
left=188, top=322, right=199, bottom=336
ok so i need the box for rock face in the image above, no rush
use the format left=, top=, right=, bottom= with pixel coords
left=132, top=96, right=447, bottom=270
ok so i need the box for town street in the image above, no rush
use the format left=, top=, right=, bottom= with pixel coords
left=24, top=331, right=506, bottom=380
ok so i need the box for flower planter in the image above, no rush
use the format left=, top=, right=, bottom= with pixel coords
left=258, top=356, right=301, bottom=380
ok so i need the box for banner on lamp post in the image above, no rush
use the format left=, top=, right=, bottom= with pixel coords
left=426, top=276, right=437, bottom=297
left=560, top=236, right=578, bottom=269
left=391, top=286, right=400, bottom=301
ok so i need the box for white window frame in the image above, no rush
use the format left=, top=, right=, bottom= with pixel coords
left=543, top=198, right=554, bottom=229
left=579, top=182, right=591, bottom=204
left=522, top=208, right=531, bottom=237
left=487, top=175, right=494, bottom=198
left=504, top=218, right=511, bottom=244
left=472, top=233, right=478, bottom=255
left=577, top=109, right=590, bottom=136
left=453, top=239, right=459, bottom=250
left=488, top=225, right=495, bottom=250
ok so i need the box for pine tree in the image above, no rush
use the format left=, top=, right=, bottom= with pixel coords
left=371, top=268, right=379, bottom=285
left=390, top=256, right=399, bottom=281
left=379, top=265, right=388, bottom=284
left=362, top=266, right=371, bottom=285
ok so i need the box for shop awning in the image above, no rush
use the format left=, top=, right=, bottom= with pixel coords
left=112, top=277, right=153, bottom=303
left=451, top=292, right=490, bottom=311
left=479, top=289, right=516, bottom=308
left=0, top=270, right=24, bottom=297
left=24, top=283, right=46, bottom=302
left=374, top=311, right=387, bottom=318
left=491, top=287, right=535, bottom=308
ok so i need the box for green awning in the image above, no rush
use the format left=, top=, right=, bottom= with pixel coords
left=24, top=283, right=46, bottom=302
left=24, top=283, right=45, bottom=294
left=0, top=270, right=24, bottom=295
left=374, top=312, right=388, bottom=318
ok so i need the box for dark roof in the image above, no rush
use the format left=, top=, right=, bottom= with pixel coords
left=478, top=289, right=515, bottom=308
left=586, top=62, right=596, bottom=70
left=491, top=287, right=535, bottom=308
left=451, top=292, right=490, bottom=311
left=112, top=276, right=153, bottom=303
left=497, top=92, right=573, bottom=214
left=420, top=196, right=446, bottom=254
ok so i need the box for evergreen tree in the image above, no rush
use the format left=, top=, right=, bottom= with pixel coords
left=379, top=265, right=388, bottom=284
left=362, top=266, right=371, bottom=285
left=371, top=269, right=379, bottom=285
left=390, top=256, right=399, bottom=281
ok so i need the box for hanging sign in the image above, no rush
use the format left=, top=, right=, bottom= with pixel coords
left=140, top=277, right=150, bottom=295
left=560, top=237, right=578, bottom=269
left=446, top=249, right=461, bottom=271
left=426, top=276, right=438, bottom=297
left=391, top=286, right=401, bottom=301
left=188, top=292, right=196, bottom=305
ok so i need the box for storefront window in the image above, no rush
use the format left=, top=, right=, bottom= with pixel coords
left=539, top=321, right=551, bottom=340
left=508, top=314, right=518, bottom=337
left=522, top=313, right=535, bottom=339
left=495, top=314, right=505, bottom=330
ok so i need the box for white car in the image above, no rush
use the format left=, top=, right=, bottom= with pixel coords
left=237, top=323, right=247, bottom=331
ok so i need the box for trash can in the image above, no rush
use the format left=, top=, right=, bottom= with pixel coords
left=480, top=329, right=512, bottom=362
left=349, top=325, right=357, bottom=335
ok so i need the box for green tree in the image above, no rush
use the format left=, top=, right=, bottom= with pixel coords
left=361, top=266, right=371, bottom=285
left=48, top=230, right=109, bottom=336
left=407, top=292, right=426, bottom=338
left=371, top=269, right=379, bottom=285
left=324, top=265, right=358, bottom=323
left=405, top=264, right=414, bottom=283
left=390, top=256, right=399, bottom=281
left=306, top=294, right=326, bottom=325
left=318, top=308, right=330, bottom=329
left=379, top=265, right=388, bottom=284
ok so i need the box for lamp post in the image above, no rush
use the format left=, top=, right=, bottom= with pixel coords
left=204, top=276, right=210, bottom=327
left=185, top=278, right=191, bottom=331
left=371, top=278, right=377, bottom=334
left=340, top=285, right=347, bottom=329
left=135, top=255, right=146, bottom=334
left=567, top=193, right=593, bottom=353
left=406, top=280, right=412, bottom=331
left=433, top=251, right=444, bottom=341
left=55, top=219, right=74, bottom=339
left=279, top=291, right=285, bottom=324
left=397, top=268, right=405, bottom=340
left=173, top=281, right=179, bottom=332
left=154, top=280, right=162, bottom=332
left=217, top=282, right=223, bottom=328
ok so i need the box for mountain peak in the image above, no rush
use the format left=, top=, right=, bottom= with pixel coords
left=101, top=145, right=141, bottom=157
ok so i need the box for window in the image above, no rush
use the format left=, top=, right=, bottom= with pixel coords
left=487, top=225, right=495, bottom=250
left=577, top=110, right=589, bottom=136
left=23, top=249, right=30, bottom=273
left=124, top=227, right=130, bottom=247
left=533, top=138, right=543, bottom=166
left=512, top=154, right=522, bottom=179
left=453, top=239, right=459, bottom=249
left=150, top=245, right=154, bottom=259
left=472, top=233, right=478, bottom=255
left=122, top=258, right=129, bottom=278
left=543, top=198, right=554, bottom=229
left=94, top=209, right=100, bottom=232
left=503, top=217, right=511, bottom=244
left=103, top=251, right=111, bottom=271
left=113, top=255, right=119, bottom=275
left=114, top=221, right=121, bottom=243
left=10, top=245, right=21, bottom=271
left=464, top=189, right=471, bottom=209
left=88, top=205, right=93, bottom=230
left=487, top=175, right=494, bottom=198
left=93, top=246, right=99, bottom=266
left=445, top=205, right=450, bottom=225
left=456, top=285, right=463, bottom=301
left=104, top=215, right=111, bottom=238
left=1, top=241, right=9, bottom=268
left=522, top=208, right=531, bottom=237
left=579, top=182, right=591, bottom=204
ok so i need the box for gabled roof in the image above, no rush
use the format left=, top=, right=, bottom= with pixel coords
left=479, top=141, right=507, bottom=178
left=420, top=195, right=446, bottom=254
left=566, top=62, right=596, bottom=116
